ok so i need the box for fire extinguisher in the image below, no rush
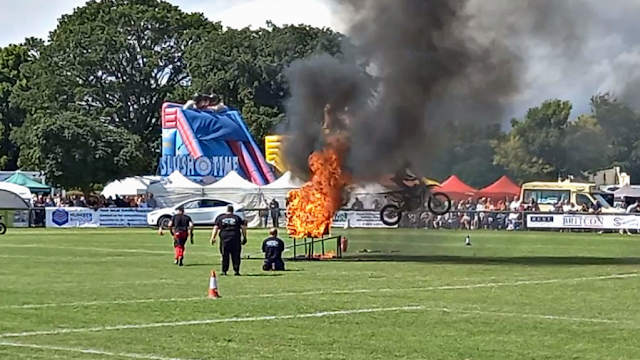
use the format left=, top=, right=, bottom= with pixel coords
left=340, top=236, right=348, bottom=252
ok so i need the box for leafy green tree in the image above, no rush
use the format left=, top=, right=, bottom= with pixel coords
left=431, top=122, right=506, bottom=188
left=0, top=44, right=30, bottom=170
left=493, top=99, right=574, bottom=182
left=11, top=111, right=144, bottom=194
left=590, top=93, right=640, bottom=180
left=563, top=115, right=610, bottom=175
left=185, top=23, right=345, bottom=144
left=11, top=0, right=213, bottom=172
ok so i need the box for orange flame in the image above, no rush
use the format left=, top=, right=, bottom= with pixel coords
left=286, top=141, right=350, bottom=239
left=314, top=251, right=337, bottom=260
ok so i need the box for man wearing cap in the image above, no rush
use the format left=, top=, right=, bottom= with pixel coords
left=168, top=205, right=194, bottom=266
left=210, top=205, right=247, bottom=275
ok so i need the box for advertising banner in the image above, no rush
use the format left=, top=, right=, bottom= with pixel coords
left=12, top=210, right=29, bottom=227
left=526, top=213, right=640, bottom=230
left=45, top=207, right=99, bottom=228
left=98, top=208, right=153, bottom=227
left=331, top=211, right=397, bottom=228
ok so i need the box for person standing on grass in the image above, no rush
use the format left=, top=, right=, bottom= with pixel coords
left=168, top=206, right=194, bottom=266
left=262, top=228, right=286, bottom=271
left=210, top=205, right=247, bottom=276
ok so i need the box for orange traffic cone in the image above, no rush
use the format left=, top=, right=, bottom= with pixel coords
left=208, top=270, right=221, bottom=299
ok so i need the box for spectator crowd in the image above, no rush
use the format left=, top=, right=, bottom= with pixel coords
left=399, top=196, right=640, bottom=230
left=31, top=193, right=160, bottom=209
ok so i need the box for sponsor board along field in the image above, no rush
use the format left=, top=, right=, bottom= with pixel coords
left=0, top=228, right=639, bottom=359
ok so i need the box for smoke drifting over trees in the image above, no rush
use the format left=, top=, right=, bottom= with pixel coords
left=281, top=0, right=640, bottom=180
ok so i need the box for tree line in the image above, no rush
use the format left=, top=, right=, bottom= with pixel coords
left=0, top=0, right=638, bottom=192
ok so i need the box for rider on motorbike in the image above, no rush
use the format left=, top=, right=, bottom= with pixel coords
left=391, top=162, right=427, bottom=210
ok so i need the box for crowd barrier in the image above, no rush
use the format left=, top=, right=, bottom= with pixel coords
left=44, top=207, right=152, bottom=228
left=24, top=207, right=640, bottom=231
left=525, top=213, right=640, bottom=230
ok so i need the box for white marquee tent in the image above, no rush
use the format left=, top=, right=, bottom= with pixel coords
left=259, top=171, right=304, bottom=208
left=205, top=171, right=262, bottom=227
left=0, top=182, right=32, bottom=202
left=146, top=171, right=205, bottom=207
left=347, top=183, right=390, bottom=209
left=613, top=185, right=640, bottom=198
left=101, top=176, right=162, bottom=199
left=0, top=189, right=30, bottom=210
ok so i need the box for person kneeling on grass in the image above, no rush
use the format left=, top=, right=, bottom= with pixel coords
left=262, top=228, right=286, bottom=271
left=168, top=206, right=194, bottom=266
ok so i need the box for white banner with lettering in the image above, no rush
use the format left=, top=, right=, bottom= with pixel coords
left=98, top=208, right=153, bottom=227
left=331, top=211, right=397, bottom=228
left=527, top=213, right=640, bottom=229
left=46, top=207, right=100, bottom=228
left=46, top=207, right=153, bottom=228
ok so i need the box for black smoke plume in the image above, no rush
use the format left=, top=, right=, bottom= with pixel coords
left=280, top=0, right=592, bottom=181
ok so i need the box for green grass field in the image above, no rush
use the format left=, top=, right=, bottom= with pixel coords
left=0, top=228, right=639, bottom=360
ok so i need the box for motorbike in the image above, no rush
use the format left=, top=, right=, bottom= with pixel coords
left=379, top=184, right=452, bottom=226
left=0, top=215, right=6, bottom=235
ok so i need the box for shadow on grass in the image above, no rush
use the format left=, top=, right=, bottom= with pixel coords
left=183, top=263, right=213, bottom=267
left=339, top=254, right=640, bottom=266
left=240, top=273, right=284, bottom=277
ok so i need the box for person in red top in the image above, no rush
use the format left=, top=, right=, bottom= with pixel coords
left=168, top=206, right=194, bottom=266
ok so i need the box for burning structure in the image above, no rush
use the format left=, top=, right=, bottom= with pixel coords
left=286, top=137, right=350, bottom=239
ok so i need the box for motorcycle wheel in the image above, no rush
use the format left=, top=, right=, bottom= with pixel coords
left=0, top=223, right=6, bottom=235
left=380, top=204, right=403, bottom=226
left=427, top=192, right=452, bottom=215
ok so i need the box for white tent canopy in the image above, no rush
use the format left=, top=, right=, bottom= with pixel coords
left=146, top=171, right=204, bottom=207
left=163, top=171, right=202, bottom=189
left=259, top=171, right=304, bottom=214
left=613, top=185, right=640, bottom=198
left=261, top=171, right=304, bottom=189
left=205, top=171, right=259, bottom=189
left=0, top=182, right=32, bottom=202
left=0, top=189, right=30, bottom=210
left=203, top=171, right=262, bottom=227
left=101, top=176, right=161, bottom=198
left=345, top=183, right=390, bottom=210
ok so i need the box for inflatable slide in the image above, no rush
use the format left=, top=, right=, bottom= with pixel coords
left=159, top=103, right=275, bottom=185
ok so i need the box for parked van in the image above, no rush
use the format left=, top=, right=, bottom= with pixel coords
left=520, top=180, right=622, bottom=213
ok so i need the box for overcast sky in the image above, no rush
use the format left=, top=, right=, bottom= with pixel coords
left=0, top=0, right=338, bottom=47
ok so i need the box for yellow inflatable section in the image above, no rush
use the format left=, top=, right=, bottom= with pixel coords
left=264, top=135, right=439, bottom=185
left=264, top=135, right=287, bottom=173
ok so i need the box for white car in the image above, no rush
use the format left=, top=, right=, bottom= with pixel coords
left=147, top=198, right=246, bottom=228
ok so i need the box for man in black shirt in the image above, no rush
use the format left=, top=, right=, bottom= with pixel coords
left=168, top=206, right=194, bottom=266
left=211, top=205, right=247, bottom=275
left=269, top=199, right=280, bottom=228
left=262, top=228, right=285, bottom=271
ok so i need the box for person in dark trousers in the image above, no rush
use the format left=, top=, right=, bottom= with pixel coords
left=262, top=228, right=286, bottom=271
left=168, top=206, right=194, bottom=266
left=210, top=205, right=247, bottom=275
left=269, top=199, right=280, bottom=228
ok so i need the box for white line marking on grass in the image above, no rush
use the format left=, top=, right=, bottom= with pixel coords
left=448, top=309, right=622, bottom=324
left=0, top=244, right=168, bottom=255
left=0, top=340, right=192, bottom=360
left=1, top=273, right=636, bottom=310
left=0, top=254, right=130, bottom=261
left=0, top=305, right=628, bottom=339
left=0, top=306, right=426, bottom=338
